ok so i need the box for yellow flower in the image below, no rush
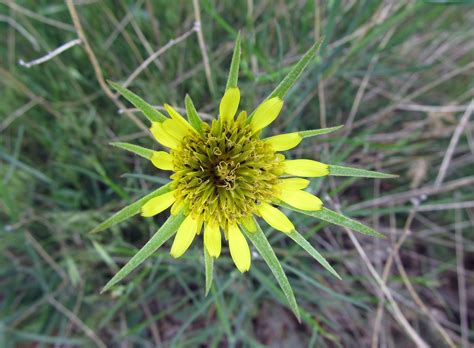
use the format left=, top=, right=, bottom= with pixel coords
left=140, top=89, right=330, bottom=272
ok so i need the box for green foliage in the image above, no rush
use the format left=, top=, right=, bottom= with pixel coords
left=90, top=183, right=172, bottom=233
left=184, top=94, right=205, bottom=134
left=110, top=142, right=154, bottom=159
left=225, top=32, right=241, bottom=90
left=109, top=81, right=167, bottom=123
left=102, top=212, right=185, bottom=292
left=243, top=221, right=300, bottom=321
left=328, top=165, right=398, bottom=178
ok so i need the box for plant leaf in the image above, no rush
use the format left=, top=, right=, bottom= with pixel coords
left=299, top=125, right=343, bottom=138
left=90, top=183, right=172, bottom=234
left=225, top=31, right=241, bottom=90
left=204, top=248, right=213, bottom=296
left=110, top=142, right=153, bottom=160
left=286, top=206, right=385, bottom=238
left=242, top=221, right=300, bottom=321
left=101, top=211, right=185, bottom=293
left=287, top=230, right=341, bottom=279
left=268, top=38, right=323, bottom=99
left=329, top=165, right=398, bottom=179
left=108, top=81, right=167, bottom=123
left=184, top=95, right=204, bottom=134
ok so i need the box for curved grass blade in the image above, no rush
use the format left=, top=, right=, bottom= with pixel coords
left=225, top=31, right=241, bottom=90
left=204, top=248, right=214, bottom=296
left=286, top=206, right=384, bottom=238
left=108, top=80, right=167, bottom=123
left=299, top=125, right=343, bottom=138
left=329, top=165, right=398, bottom=179
left=268, top=38, right=323, bottom=100
left=90, top=183, right=172, bottom=234
left=101, top=211, right=185, bottom=293
left=242, top=221, right=301, bottom=321
left=185, top=95, right=204, bottom=134
left=287, top=230, right=341, bottom=280
left=110, top=142, right=153, bottom=160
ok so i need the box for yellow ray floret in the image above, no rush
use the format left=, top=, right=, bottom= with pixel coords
left=151, top=151, right=174, bottom=170
left=150, top=122, right=180, bottom=149
left=284, top=159, right=329, bottom=177
left=228, top=224, right=251, bottom=272
left=204, top=223, right=221, bottom=257
left=278, top=189, right=323, bottom=211
left=279, top=178, right=310, bottom=190
left=257, top=202, right=295, bottom=234
left=250, top=97, right=284, bottom=132
left=170, top=215, right=203, bottom=258
left=161, top=118, right=189, bottom=140
left=264, top=132, right=302, bottom=151
left=141, top=190, right=176, bottom=217
left=219, top=87, right=240, bottom=122
left=164, top=104, right=196, bottom=133
left=241, top=215, right=257, bottom=233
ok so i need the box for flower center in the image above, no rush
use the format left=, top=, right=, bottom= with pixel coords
left=170, top=114, right=285, bottom=226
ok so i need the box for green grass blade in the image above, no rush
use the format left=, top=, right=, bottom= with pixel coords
left=287, top=206, right=384, bottom=238
left=243, top=221, right=300, bottom=321
left=299, top=125, right=343, bottom=138
left=101, top=211, right=185, bottom=293
left=110, top=142, right=153, bottom=160
left=204, top=248, right=214, bottom=296
left=184, top=95, right=204, bottom=134
left=329, top=165, right=398, bottom=178
left=268, top=38, right=323, bottom=99
left=90, top=183, right=172, bottom=234
left=108, top=80, right=167, bottom=123
left=287, top=230, right=341, bottom=280
left=225, top=31, right=241, bottom=90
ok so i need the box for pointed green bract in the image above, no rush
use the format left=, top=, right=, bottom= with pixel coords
left=109, top=80, right=167, bottom=123
left=185, top=95, right=204, bottom=134
left=90, top=183, right=172, bottom=234
left=204, top=248, right=213, bottom=296
left=287, top=206, right=385, bottom=238
left=268, top=38, right=323, bottom=99
left=288, top=230, right=341, bottom=280
left=299, top=125, right=343, bottom=138
left=225, top=32, right=241, bottom=90
left=110, top=142, right=153, bottom=160
left=101, top=212, right=185, bottom=293
left=243, top=221, right=301, bottom=321
left=329, top=165, right=398, bottom=179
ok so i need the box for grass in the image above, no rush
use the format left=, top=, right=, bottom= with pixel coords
left=1, top=0, right=473, bottom=346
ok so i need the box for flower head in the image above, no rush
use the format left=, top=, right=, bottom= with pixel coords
left=97, top=35, right=396, bottom=317
left=140, top=88, right=329, bottom=271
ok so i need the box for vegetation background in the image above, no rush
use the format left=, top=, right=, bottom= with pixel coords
left=1, top=0, right=473, bottom=347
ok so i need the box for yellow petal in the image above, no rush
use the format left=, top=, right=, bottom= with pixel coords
left=162, top=118, right=188, bottom=140
left=150, top=122, right=179, bottom=149
left=164, top=104, right=195, bottom=133
left=283, top=159, right=329, bottom=177
left=170, top=200, right=184, bottom=215
left=257, top=202, right=294, bottom=233
left=170, top=215, right=200, bottom=258
left=264, top=132, right=302, bottom=151
left=141, top=190, right=176, bottom=217
left=151, top=151, right=173, bottom=170
left=204, top=223, right=221, bottom=257
left=219, top=87, right=240, bottom=122
left=228, top=224, right=251, bottom=272
left=250, top=97, right=284, bottom=132
left=278, top=189, right=323, bottom=211
left=241, top=215, right=257, bottom=233
left=279, top=178, right=310, bottom=190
